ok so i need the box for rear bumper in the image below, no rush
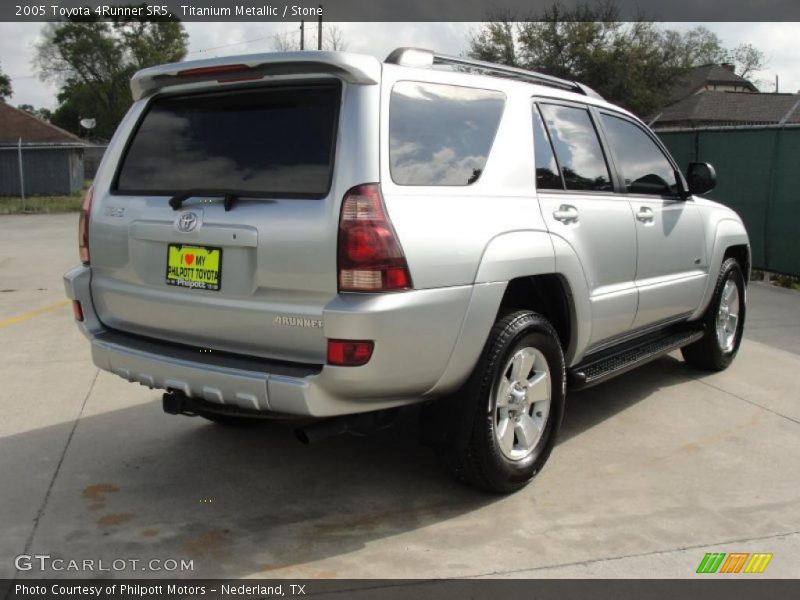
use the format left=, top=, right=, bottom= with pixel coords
left=64, top=265, right=472, bottom=417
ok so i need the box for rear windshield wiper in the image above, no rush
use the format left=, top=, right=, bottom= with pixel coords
left=169, top=190, right=239, bottom=212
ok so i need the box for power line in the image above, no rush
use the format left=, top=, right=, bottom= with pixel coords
left=185, top=27, right=312, bottom=56
left=186, top=35, right=273, bottom=55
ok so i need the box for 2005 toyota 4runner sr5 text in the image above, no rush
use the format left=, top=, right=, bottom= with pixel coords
left=65, top=48, right=750, bottom=493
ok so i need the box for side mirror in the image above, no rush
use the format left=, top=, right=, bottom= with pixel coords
left=686, top=162, right=716, bottom=196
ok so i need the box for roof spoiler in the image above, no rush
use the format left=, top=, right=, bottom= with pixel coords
left=130, top=51, right=380, bottom=101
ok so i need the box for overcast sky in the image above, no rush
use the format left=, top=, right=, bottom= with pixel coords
left=2, top=21, right=799, bottom=109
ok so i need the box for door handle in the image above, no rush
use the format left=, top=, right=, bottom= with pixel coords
left=553, top=205, right=579, bottom=223
left=636, top=207, right=654, bottom=223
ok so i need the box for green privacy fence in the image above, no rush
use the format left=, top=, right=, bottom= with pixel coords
left=658, top=126, right=800, bottom=276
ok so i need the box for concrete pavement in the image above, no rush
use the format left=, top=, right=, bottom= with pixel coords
left=746, top=282, right=800, bottom=356
left=1, top=213, right=798, bottom=580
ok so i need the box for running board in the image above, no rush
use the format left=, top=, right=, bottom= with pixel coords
left=568, top=328, right=704, bottom=390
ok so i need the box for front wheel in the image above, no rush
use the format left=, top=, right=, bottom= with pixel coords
left=682, top=257, right=746, bottom=371
left=444, top=311, right=566, bottom=494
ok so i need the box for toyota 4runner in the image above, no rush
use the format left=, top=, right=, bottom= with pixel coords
left=64, top=48, right=750, bottom=492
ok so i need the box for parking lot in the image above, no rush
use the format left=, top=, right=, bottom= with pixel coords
left=1, top=213, right=798, bottom=579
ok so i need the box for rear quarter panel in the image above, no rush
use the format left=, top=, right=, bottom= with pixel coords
left=379, top=67, right=595, bottom=387
left=378, top=65, right=544, bottom=289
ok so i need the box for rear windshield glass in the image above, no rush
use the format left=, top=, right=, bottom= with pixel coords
left=389, top=82, right=505, bottom=186
left=115, top=83, right=340, bottom=197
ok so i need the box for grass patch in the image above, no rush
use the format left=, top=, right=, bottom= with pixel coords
left=0, top=180, right=90, bottom=214
left=751, top=270, right=800, bottom=291
left=0, top=195, right=83, bottom=214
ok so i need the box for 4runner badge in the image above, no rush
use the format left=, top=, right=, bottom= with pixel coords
left=274, top=316, right=324, bottom=329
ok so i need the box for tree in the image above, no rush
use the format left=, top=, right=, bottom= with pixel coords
left=324, top=25, right=348, bottom=51
left=0, top=62, right=11, bottom=101
left=36, top=10, right=187, bottom=138
left=271, top=30, right=300, bottom=51
left=18, top=104, right=53, bottom=122
left=727, top=43, right=766, bottom=80
left=466, top=3, right=766, bottom=117
left=469, top=18, right=518, bottom=66
left=270, top=24, right=347, bottom=51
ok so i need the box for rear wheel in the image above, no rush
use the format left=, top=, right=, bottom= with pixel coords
left=681, top=257, right=746, bottom=371
left=444, top=311, right=566, bottom=493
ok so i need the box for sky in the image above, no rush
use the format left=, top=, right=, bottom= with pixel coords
left=2, top=21, right=799, bottom=110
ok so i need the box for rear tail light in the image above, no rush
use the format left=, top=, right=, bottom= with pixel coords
left=72, top=300, right=84, bottom=322
left=337, top=184, right=412, bottom=292
left=78, top=186, right=93, bottom=264
left=327, top=340, right=374, bottom=366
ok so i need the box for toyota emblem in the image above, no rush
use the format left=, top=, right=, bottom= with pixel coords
left=177, top=212, right=199, bottom=233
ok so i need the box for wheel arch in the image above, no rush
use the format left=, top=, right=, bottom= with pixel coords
left=724, top=244, right=751, bottom=283
left=691, top=219, right=751, bottom=320
left=495, top=274, right=574, bottom=357
left=426, top=231, right=587, bottom=396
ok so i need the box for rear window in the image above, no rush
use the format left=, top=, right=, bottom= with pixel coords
left=115, top=82, right=340, bottom=198
left=389, top=82, right=505, bottom=186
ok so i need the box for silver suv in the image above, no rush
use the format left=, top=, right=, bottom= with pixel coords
left=64, top=48, right=750, bottom=493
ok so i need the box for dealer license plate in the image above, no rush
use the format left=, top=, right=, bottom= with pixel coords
left=166, top=244, right=222, bottom=291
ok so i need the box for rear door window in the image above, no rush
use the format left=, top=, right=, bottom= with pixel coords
left=538, top=103, right=612, bottom=192
left=389, top=82, right=505, bottom=186
left=115, top=82, right=340, bottom=197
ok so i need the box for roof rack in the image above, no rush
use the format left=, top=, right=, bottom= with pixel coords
left=384, top=47, right=603, bottom=100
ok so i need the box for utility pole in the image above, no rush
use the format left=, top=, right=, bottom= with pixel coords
left=300, top=20, right=304, bottom=50
left=775, top=74, right=779, bottom=93
left=317, top=6, right=322, bottom=50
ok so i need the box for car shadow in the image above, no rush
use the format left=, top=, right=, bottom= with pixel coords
left=559, top=353, right=696, bottom=444
left=3, top=354, right=702, bottom=579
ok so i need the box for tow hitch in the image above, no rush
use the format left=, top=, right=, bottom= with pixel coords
left=162, top=390, right=198, bottom=416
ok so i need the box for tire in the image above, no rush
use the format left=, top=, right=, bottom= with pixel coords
left=443, top=311, right=566, bottom=494
left=681, top=257, right=746, bottom=371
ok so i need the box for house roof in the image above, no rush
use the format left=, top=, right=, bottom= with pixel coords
left=651, top=91, right=800, bottom=129
left=0, top=102, right=86, bottom=146
left=668, top=64, right=758, bottom=104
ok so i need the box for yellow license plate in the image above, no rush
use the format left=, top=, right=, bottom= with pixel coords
left=166, top=244, right=222, bottom=291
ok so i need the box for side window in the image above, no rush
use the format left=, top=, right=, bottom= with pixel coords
left=600, top=114, right=679, bottom=196
left=532, top=104, right=563, bottom=190
left=389, top=82, right=505, bottom=186
left=538, top=104, right=612, bottom=192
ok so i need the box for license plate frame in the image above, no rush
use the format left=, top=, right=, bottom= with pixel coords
left=165, top=244, right=223, bottom=291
